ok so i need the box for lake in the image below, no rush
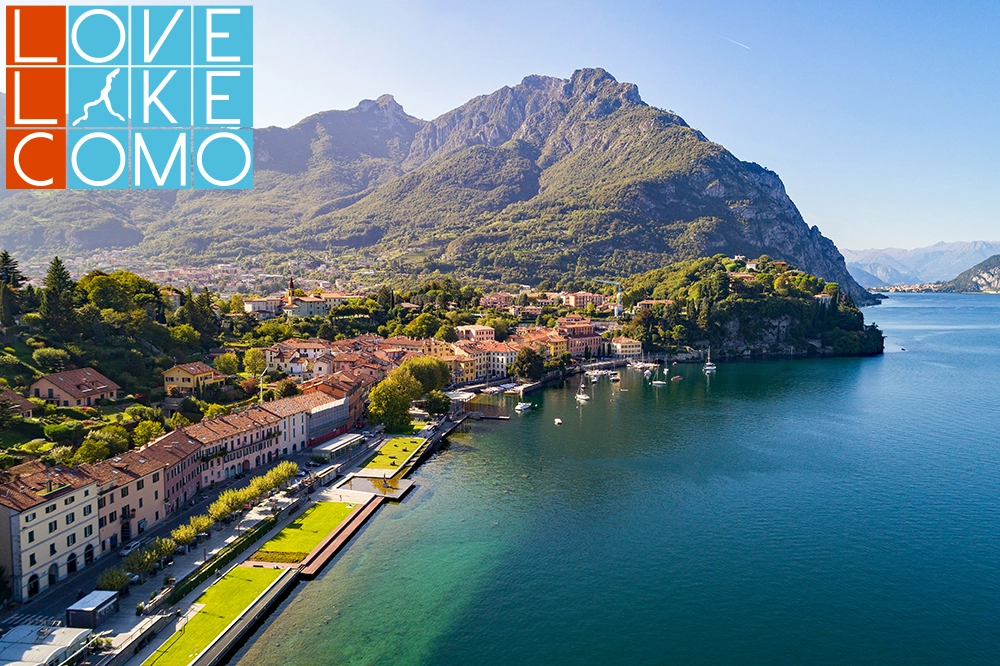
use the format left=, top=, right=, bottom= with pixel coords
left=234, top=293, right=1000, bottom=665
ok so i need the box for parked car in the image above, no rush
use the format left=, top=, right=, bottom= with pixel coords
left=174, top=545, right=187, bottom=556
left=119, top=542, right=143, bottom=557
left=129, top=573, right=141, bottom=585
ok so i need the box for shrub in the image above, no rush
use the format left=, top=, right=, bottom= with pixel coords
left=96, top=567, right=129, bottom=591
left=31, top=348, right=71, bottom=371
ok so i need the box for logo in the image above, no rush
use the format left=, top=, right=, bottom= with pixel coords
left=5, top=5, right=253, bottom=190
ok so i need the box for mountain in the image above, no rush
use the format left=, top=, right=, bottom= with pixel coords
left=939, top=255, right=1000, bottom=292
left=842, top=241, right=1000, bottom=285
left=0, top=68, right=869, bottom=301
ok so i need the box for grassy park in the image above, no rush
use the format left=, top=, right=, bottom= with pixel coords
left=250, top=501, right=355, bottom=563
left=362, top=437, right=423, bottom=470
left=142, top=567, right=283, bottom=666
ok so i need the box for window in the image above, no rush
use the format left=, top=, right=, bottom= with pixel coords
left=120, top=487, right=129, bottom=498
left=67, top=533, right=76, bottom=547
left=65, top=512, right=75, bottom=525
left=154, top=490, right=158, bottom=500
left=27, top=530, right=34, bottom=543
left=29, top=553, right=36, bottom=566
left=24, top=512, right=36, bottom=523
left=49, top=544, right=56, bottom=556
left=83, top=505, right=92, bottom=516
left=136, top=479, right=144, bottom=491
left=84, top=525, right=93, bottom=537
left=64, top=495, right=75, bottom=505
left=138, top=498, right=143, bottom=508
left=45, top=504, right=56, bottom=514
left=99, top=517, right=106, bottom=528
left=84, top=489, right=89, bottom=497
left=153, top=472, right=159, bottom=482
left=98, top=497, right=106, bottom=509
left=109, top=511, right=116, bottom=522
left=48, top=521, right=57, bottom=533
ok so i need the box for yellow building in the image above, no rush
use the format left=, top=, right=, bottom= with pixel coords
left=611, top=336, right=643, bottom=358
left=163, top=362, right=225, bottom=395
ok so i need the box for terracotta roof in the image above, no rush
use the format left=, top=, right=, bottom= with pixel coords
left=0, top=388, right=34, bottom=414
left=0, top=462, right=97, bottom=511
left=31, top=368, right=120, bottom=400
left=84, top=451, right=166, bottom=488
left=142, top=430, right=203, bottom=465
left=260, top=393, right=339, bottom=417
left=182, top=406, right=281, bottom=444
left=168, top=361, right=219, bottom=376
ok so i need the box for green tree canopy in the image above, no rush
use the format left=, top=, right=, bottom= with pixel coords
left=366, top=378, right=412, bottom=432
left=399, top=356, right=451, bottom=394
left=509, top=347, right=545, bottom=381
left=214, top=352, right=239, bottom=376
left=243, top=347, right=266, bottom=375
left=424, top=389, right=451, bottom=416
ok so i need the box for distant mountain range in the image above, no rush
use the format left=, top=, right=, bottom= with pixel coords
left=0, top=68, right=868, bottom=300
left=842, top=241, right=1000, bottom=286
left=939, top=254, right=1000, bottom=293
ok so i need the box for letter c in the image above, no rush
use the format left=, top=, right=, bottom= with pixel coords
left=13, top=132, right=54, bottom=187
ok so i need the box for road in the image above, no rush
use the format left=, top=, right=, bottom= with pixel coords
left=0, top=448, right=317, bottom=624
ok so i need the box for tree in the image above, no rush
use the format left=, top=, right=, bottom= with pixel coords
left=243, top=348, right=266, bottom=375
left=0, top=399, right=17, bottom=431
left=424, top=390, right=451, bottom=416
left=239, top=376, right=259, bottom=396
left=133, top=420, right=165, bottom=447
left=39, top=257, right=78, bottom=338
left=509, top=347, right=545, bottom=381
left=399, top=356, right=451, bottom=393
left=214, top=352, right=239, bottom=376
left=203, top=403, right=231, bottom=418
left=32, top=347, right=71, bottom=371
left=73, top=438, right=110, bottom=464
left=387, top=367, right=423, bottom=401
left=401, top=313, right=441, bottom=339
left=171, top=523, right=197, bottom=546
left=89, top=425, right=130, bottom=455
left=96, top=567, right=130, bottom=591
left=169, top=324, right=200, bottom=347
left=367, top=379, right=412, bottom=432
left=0, top=250, right=26, bottom=291
left=0, top=284, right=13, bottom=329
left=434, top=323, right=458, bottom=342
left=274, top=378, right=300, bottom=398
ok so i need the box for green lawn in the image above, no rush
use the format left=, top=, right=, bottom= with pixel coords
left=252, top=502, right=354, bottom=561
left=362, top=437, right=424, bottom=470
left=389, top=420, right=428, bottom=436
left=142, top=567, right=283, bottom=666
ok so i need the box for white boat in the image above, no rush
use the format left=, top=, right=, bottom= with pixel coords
left=643, top=369, right=652, bottom=379
left=554, top=418, right=563, bottom=425
left=609, top=371, right=621, bottom=382
left=671, top=375, right=683, bottom=382
left=651, top=379, right=667, bottom=386
left=515, top=402, right=532, bottom=412
left=704, top=346, right=717, bottom=373
left=575, top=379, right=591, bottom=402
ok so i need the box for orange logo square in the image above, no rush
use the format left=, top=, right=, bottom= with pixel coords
left=6, top=6, right=66, bottom=66
left=6, top=67, right=66, bottom=127
left=6, top=128, right=66, bottom=189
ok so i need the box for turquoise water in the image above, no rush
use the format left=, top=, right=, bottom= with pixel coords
left=235, top=294, right=1000, bottom=665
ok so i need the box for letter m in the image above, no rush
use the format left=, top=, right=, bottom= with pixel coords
left=134, top=132, right=187, bottom=187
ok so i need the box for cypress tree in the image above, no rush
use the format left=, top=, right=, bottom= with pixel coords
left=0, top=250, right=26, bottom=290
left=40, top=257, right=78, bottom=339
left=0, top=284, right=12, bottom=329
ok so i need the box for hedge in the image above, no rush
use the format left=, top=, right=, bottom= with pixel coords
left=167, top=516, right=277, bottom=604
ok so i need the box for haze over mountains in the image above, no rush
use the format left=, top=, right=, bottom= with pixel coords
left=0, top=68, right=868, bottom=300
left=842, top=241, right=1000, bottom=286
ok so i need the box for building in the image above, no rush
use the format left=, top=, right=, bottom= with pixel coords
left=85, top=452, right=166, bottom=554
left=0, top=625, right=92, bottom=666
left=565, top=292, right=606, bottom=309
left=1, top=388, right=34, bottom=418
left=141, top=431, right=204, bottom=514
left=282, top=295, right=328, bottom=318
left=243, top=296, right=284, bottom=320
left=555, top=316, right=606, bottom=357
left=611, top=337, right=643, bottom=358
left=814, top=293, right=833, bottom=307
left=301, top=372, right=369, bottom=436
left=455, top=325, right=496, bottom=343
left=481, top=341, right=521, bottom=379
left=163, top=361, right=226, bottom=395
left=182, top=407, right=282, bottom=485
left=479, top=293, right=514, bottom=309
left=29, top=368, right=121, bottom=407
left=452, top=340, right=488, bottom=380
left=0, top=462, right=100, bottom=602
left=260, top=392, right=342, bottom=454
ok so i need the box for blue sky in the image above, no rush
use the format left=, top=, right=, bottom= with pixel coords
left=3, top=0, right=998, bottom=249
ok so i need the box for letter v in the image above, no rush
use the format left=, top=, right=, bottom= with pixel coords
left=144, top=8, right=183, bottom=62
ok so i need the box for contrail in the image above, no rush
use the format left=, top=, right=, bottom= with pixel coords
left=715, top=34, right=751, bottom=50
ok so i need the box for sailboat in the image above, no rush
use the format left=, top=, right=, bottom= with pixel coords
left=651, top=366, right=667, bottom=386
left=704, top=346, right=717, bottom=373
left=575, top=377, right=591, bottom=402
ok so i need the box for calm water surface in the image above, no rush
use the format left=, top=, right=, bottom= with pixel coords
left=235, top=294, right=1000, bottom=665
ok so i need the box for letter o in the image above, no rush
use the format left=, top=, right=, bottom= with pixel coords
left=71, top=132, right=126, bottom=187
left=196, top=132, right=251, bottom=187
left=71, top=9, right=126, bottom=63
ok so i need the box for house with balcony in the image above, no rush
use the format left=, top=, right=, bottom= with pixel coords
left=141, top=431, right=204, bottom=514
left=182, top=407, right=283, bottom=486
left=163, top=361, right=226, bottom=395
left=85, top=452, right=166, bottom=554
